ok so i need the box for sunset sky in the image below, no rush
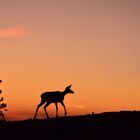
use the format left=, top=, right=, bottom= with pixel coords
left=0, top=0, right=140, bottom=120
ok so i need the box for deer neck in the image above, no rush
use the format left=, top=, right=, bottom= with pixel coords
left=62, top=90, right=68, bottom=96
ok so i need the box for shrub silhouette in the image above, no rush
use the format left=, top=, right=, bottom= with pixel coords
left=0, top=80, right=7, bottom=121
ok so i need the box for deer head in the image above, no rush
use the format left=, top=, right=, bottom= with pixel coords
left=64, top=85, right=74, bottom=94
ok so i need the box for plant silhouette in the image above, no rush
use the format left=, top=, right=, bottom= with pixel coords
left=34, top=84, right=74, bottom=119
left=0, top=80, right=7, bottom=121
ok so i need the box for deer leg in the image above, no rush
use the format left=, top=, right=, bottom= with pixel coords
left=61, top=102, right=67, bottom=116
left=34, top=99, right=46, bottom=119
left=44, top=102, right=51, bottom=119
left=55, top=103, right=58, bottom=117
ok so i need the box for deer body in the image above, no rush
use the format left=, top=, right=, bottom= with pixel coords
left=34, top=85, right=74, bottom=119
left=41, top=91, right=65, bottom=103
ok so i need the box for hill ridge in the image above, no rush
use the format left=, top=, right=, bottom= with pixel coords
left=0, top=110, right=140, bottom=140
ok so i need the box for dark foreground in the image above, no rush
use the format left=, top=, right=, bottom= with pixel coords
left=1, top=111, right=140, bottom=140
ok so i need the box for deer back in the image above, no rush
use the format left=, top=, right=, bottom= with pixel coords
left=41, top=91, right=65, bottom=103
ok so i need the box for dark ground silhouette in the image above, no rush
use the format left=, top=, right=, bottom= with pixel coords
left=0, top=111, right=140, bottom=140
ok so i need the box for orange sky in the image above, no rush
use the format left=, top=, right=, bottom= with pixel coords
left=0, top=0, right=140, bottom=120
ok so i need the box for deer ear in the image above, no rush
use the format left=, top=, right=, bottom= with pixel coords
left=68, top=84, right=72, bottom=88
left=66, top=84, right=72, bottom=89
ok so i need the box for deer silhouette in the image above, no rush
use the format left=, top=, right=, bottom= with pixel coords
left=34, top=85, right=74, bottom=119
